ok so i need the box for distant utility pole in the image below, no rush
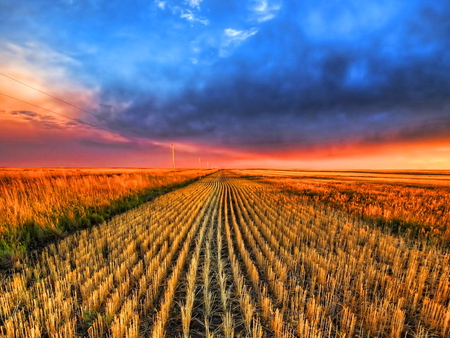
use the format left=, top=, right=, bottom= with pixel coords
left=172, top=144, right=175, bottom=169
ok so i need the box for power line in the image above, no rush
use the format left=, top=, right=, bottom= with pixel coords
left=0, top=72, right=111, bottom=122
left=0, top=91, right=141, bottom=141
left=0, top=73, right=217, bottom=169
left=0, top=72, right=150, bottom=139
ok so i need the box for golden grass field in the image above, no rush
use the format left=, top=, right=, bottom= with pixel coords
left=0, top=168, right=210, bottom=259
left=235, top=169, right=450, bottom=242
left=0, top=169, right=449, bottom=337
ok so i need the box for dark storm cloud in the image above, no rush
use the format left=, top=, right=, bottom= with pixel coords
left=88, top=0, right=450, bottom=153
left=4, top=0, right=449, bottom=153
left=8, top=110, right=89, bottom=130
left=11, top=110, right=38, bottom=117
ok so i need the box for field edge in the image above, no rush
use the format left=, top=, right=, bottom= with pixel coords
left=0, top=172, right=214, bottom=270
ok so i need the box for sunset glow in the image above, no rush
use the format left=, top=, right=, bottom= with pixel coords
left=1, top=0, right=449, bottom=169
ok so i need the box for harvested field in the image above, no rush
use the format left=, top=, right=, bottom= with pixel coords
left=1, top=171, right=449, bottom=337
left=235, top=169, right=450, bottom=242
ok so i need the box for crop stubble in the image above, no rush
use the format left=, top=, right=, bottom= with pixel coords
left=0, top=171, right=449, bottom=337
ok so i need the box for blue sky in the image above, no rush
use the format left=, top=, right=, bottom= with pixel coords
left=1, top=0, right=450, bottom=167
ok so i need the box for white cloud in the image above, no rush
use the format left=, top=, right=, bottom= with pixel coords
left=220, top=28, right=259, bottom=57
left=186, top=0, right=203, bottom=10
left=180, top=9, right=210, bottom=25
left=155, top=1, right=166, bottom=10
left=224, top=28, right=259, bottom=40
left=249, top=0, right=281, bottom=23
left=254, top=0, right=268, bottom=12
left=155, top=1, right=209, bottom=25
left=224, top=29, right=242, bottom=37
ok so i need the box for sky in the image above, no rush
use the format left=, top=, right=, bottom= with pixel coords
left=0, top=0, right=450, bottom=169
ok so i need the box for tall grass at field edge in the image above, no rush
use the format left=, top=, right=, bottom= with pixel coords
left=243, top=176, right=450, bottom=246
left=0, top=174, right=208, bottom=268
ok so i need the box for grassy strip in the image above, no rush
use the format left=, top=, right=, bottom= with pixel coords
left=241, top=176, right=447, bottom=246
left=0, top=174, right=207, bottom=268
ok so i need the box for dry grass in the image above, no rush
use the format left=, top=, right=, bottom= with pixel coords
left=0, top=168, right=209, bottom=256
left=235, top=169, right=450, bottom=242
left=264, top=177, right=450, bottom=241
left=0, top=170, right=448, bottom=337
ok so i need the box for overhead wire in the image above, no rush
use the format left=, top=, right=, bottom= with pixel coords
left=0, top=91, right=139, bottom=141
left=0, top=72, right=150, bottom=140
